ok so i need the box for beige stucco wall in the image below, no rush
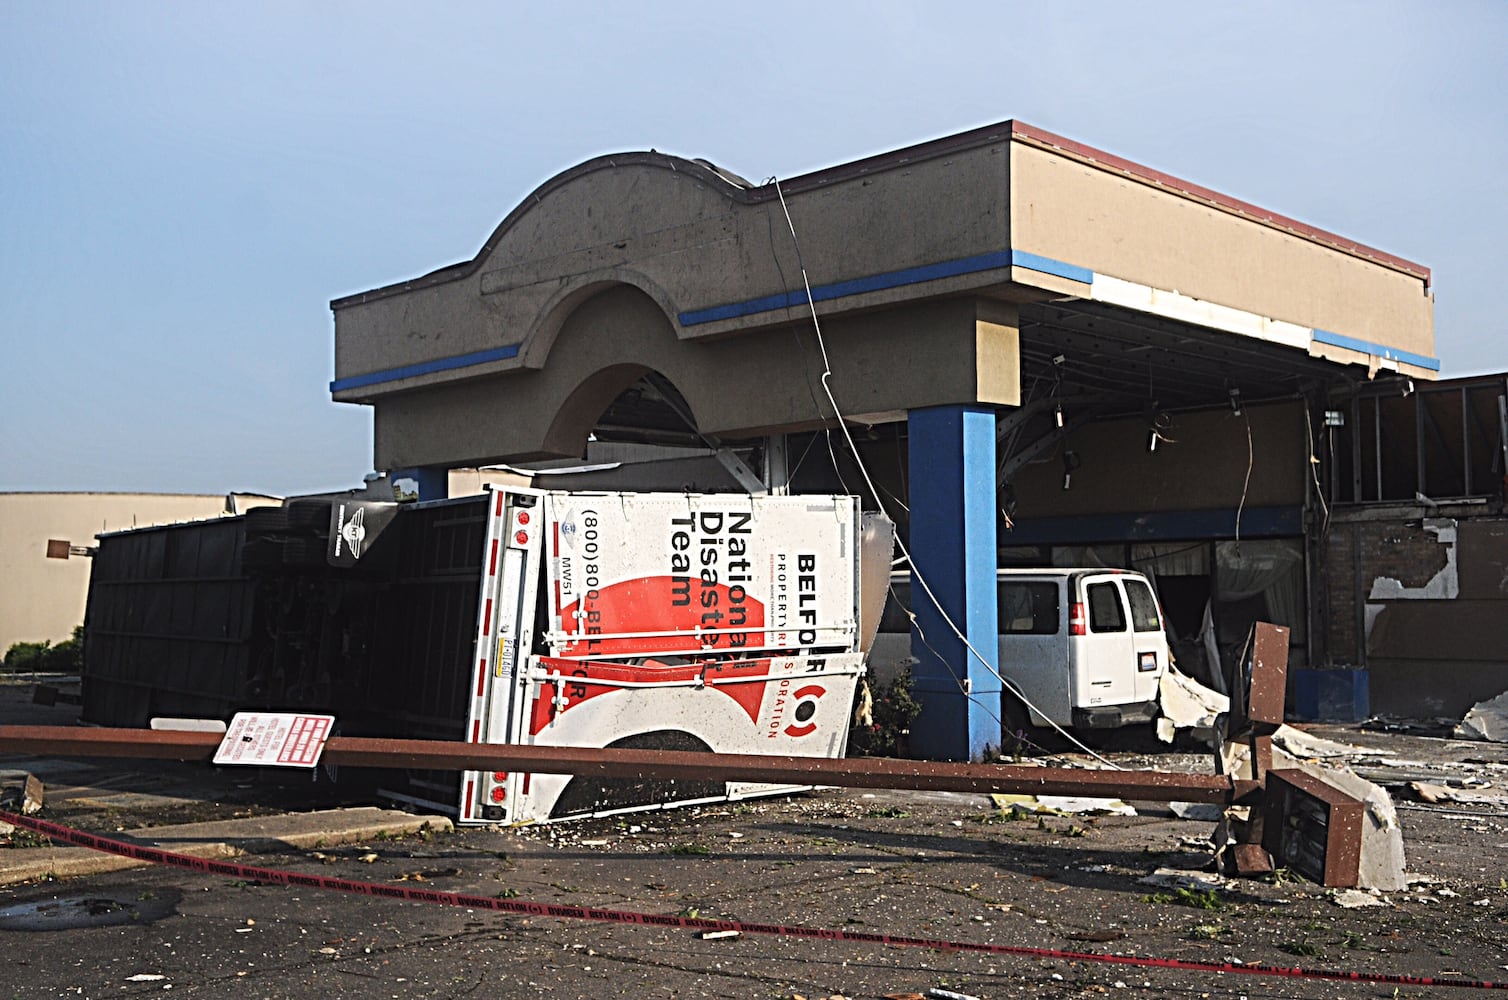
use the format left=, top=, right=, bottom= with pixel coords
left=1010, top=141, right=1435, bottom=358
left=0, top=493, right=275, bottom=654
left=372, top=288, right=1019, bottom=468
left=333, top=148, right=1017, bottom=402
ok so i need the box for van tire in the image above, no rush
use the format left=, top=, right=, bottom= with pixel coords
left=1002, top=695, right=1065, bottom=754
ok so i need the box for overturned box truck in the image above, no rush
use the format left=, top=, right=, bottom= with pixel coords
left=81, top=489, right=893, bottom=823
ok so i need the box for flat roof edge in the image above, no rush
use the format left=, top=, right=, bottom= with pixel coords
left=1008, top=122, right=1430, bottom=285
left=332, top=119, right=1431, bottom=311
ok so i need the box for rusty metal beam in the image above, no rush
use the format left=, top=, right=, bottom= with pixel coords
left=0, top=726, right=1246, bottom=804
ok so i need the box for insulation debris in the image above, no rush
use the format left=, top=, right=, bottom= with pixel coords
left=1270, top=725, right=1372, bottom=760
left=1169, top=801, right=1222, bottom=822
left=990, top=793, right=1136, bottom=817
left=1455, top=690, right=1508, bottom=743
left=1155, top=667, right=1229, bottom=744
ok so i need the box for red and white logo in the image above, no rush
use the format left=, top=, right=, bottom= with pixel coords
left=784, top=684, right=826, bottom=738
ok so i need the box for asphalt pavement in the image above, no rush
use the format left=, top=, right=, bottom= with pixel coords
left=3, top=676, right=1508, bottom=999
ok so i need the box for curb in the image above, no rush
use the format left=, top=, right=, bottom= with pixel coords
left=0, top=807, right=452, bottom=886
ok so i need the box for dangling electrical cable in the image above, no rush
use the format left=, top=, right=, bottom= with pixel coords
left=772, top=179, right=1120, bottom=769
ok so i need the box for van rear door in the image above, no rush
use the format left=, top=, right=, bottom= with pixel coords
left=1076, top=575, right=1137, bottom=708
left=1122, top=576, right=1167, bottom=703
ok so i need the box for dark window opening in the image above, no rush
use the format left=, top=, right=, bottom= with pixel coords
left=1086, top=582, right=1126, bottom=633
left=1124, top=579, right=1162, bottom=632
left=997, top=582, right=1059, bottom=635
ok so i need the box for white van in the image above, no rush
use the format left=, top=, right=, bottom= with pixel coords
left=873, top=568, right=1169, bottom=732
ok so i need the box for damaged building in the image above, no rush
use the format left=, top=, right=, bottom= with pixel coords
left=324, top=120, right=1502, bottom=756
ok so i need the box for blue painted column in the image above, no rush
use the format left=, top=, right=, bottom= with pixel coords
left=906, top=405, right=1000, bottom=761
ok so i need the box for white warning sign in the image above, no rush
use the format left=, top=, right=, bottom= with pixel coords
left=214, top=712, right=335, bottom=768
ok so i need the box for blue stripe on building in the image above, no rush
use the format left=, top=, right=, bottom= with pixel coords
left=330, top=344, right=521, bottom=392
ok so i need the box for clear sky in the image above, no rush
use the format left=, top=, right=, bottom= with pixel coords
left=3, top=1, right=1504, bottom=496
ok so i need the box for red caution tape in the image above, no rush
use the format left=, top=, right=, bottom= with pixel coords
left=4, top=809, right=1506, bottom=991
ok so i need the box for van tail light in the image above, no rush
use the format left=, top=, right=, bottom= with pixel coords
left=1069, top=602, right=1087, bottom=636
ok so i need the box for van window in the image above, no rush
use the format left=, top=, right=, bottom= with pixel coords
left=997, top=582, right=1059, bottom=635
left=1124, top=579, right=1162, bottom=632
left=1086, top=581, right=1126, bottom=633
left=880, top=582, right=913, bottom=634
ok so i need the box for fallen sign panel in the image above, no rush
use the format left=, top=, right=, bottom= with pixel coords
left=213, top=713, right=334, bottom=768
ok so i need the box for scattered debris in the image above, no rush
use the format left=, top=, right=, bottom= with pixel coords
left=392, top=868, right=462, bottom=881
left=696, top=929, right=740, bottom=940
left=926, top=989, right=984, bottom=1000
left=125, top=974, right=166, bottom=982
left=1067, top=929, right=1126, bottom=942
left=1409, top=782, right=1508, bottom=809
left=1332, top=889, right=1385, bottom=908
left=1456, top=691, right=1508, bottom=742
left=0, top=771, right=44, bottom=820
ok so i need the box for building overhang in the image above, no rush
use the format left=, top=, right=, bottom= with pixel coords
left=330, top=119, right=1435, bottom=466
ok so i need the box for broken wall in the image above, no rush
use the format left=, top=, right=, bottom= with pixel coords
left=1322, top=507, right=1508, bottom=717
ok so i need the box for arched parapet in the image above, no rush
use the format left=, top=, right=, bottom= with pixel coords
left=517, top=268, right=686, bottom=372
left=332, top=153, right=759, bottom=403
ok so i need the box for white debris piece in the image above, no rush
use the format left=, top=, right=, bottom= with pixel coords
left=990, top=793, right=1136, bottom=816
left=1270, top=725, right=1368, bottom=760
left=1456, top=690, right=1508, bottom=743
left=1156, top=668, right=1229, bottom=743
left=1333, top=889, right=1385, bottom=909
left=1169, top=801, right=1223, bottom=822
left=1137, top=868, right=1228, bottom=892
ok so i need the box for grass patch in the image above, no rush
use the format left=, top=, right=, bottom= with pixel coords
left=864, top=806, right=911, bottom=819
left=1279, top=940, right=1322, bottom=957
left=1187, top=922, right=1231, bottom=940
left=664, top=843, right=710, bottom=856
left=1143, top=888, right=1227, bottom=911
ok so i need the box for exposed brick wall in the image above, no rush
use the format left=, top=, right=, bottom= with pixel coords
left=1322, top=515, right=1453, bottom=666
left=1321, top=525, right=1357, bottom=664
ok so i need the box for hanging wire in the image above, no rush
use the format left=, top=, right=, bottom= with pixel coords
left=772, top=179, right=1121, bottom=769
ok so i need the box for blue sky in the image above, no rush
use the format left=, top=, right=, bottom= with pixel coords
left=3, top=2, right=1504, bottom=495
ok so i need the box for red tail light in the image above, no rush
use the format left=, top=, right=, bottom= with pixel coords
left=1069, top=601, right=1087, bottom=636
